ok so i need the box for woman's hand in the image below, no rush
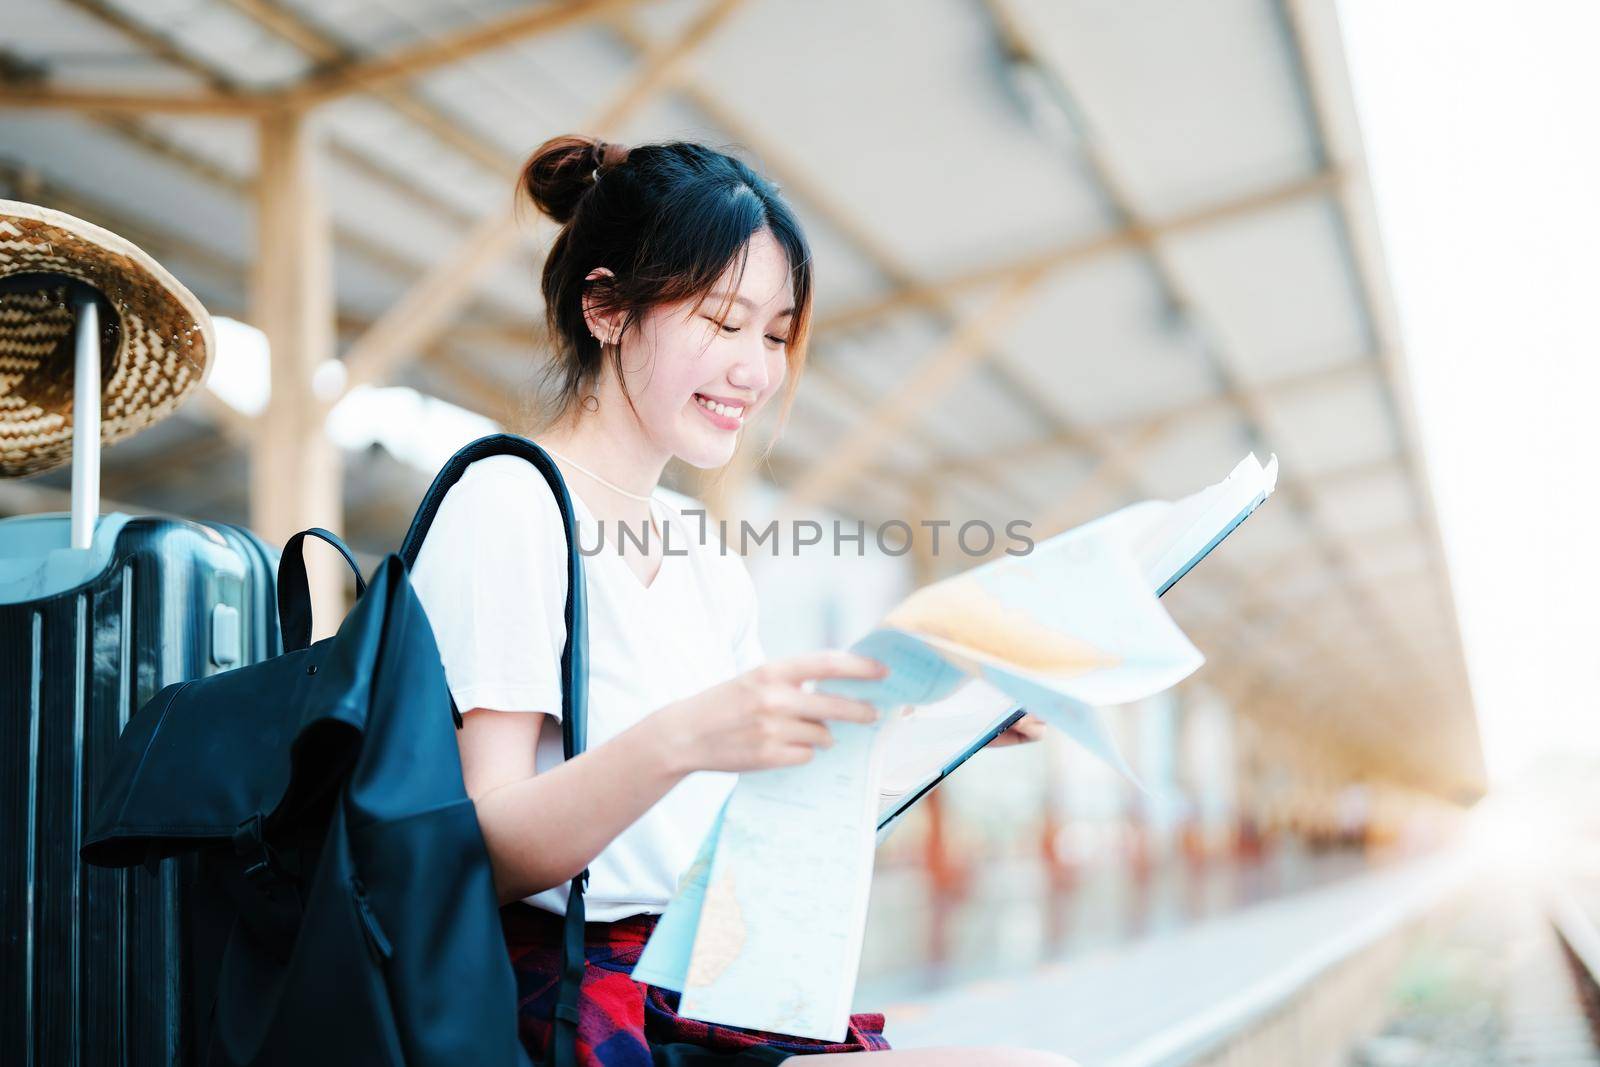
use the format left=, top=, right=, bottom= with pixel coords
left=984, top=712, right=1049, bottom=748
left=654, top=651, right=889, bottom=774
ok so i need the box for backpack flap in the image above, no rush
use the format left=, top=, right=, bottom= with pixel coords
left=80, top=603, right=371, bottom=871
left=79, top=657, right=304, bottom=869
left=82, top=521, right=375, bottom=872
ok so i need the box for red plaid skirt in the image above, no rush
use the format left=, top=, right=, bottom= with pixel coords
left=500, top=902, right=892, bottom=1065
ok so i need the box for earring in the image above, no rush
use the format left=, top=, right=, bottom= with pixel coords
left=581, top=394, right=599, bottom=412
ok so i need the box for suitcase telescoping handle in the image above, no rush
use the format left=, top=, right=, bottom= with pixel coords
left=8, top=271, right=120, bottom=549
left=276, top=527, right=367, bottom=653
left=50, top=278, right=118, bottom=550
left=69, top=288, right=100, bottom=550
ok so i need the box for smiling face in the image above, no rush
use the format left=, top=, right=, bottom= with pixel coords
left=584, top=227, right=796, bottom=469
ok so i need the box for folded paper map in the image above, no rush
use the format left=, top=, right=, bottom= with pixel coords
left=632, top=453, right=1279, bottom=1040
left=875, top=450, right=1282, bottom=837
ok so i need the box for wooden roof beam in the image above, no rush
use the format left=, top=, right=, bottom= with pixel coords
left=284, top=0, right=652, bottom=106
left=0, top=85, right=274, bottom=116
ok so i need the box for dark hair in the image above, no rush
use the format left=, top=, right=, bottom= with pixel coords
left=519, top=134, right=813, bottom=438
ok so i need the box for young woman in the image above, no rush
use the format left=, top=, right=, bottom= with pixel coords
left=409, top=135, right=1066, bottom=1067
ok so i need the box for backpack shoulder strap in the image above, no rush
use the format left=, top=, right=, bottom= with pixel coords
left=397, top=433, right=588, bottom=761
left=397, top=433, right=593, bottom=1067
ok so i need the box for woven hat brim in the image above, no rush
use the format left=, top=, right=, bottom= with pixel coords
left=1, top=199, right=216, bottom=479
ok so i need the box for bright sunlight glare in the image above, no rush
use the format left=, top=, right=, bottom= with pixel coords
left=1337, top=0, right=1600, bottom=785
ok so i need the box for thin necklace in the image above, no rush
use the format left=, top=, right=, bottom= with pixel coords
left=542, top=445, right=658, bottom=504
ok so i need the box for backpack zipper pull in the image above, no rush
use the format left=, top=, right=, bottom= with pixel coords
left=350, top=875, right=393, bottom=963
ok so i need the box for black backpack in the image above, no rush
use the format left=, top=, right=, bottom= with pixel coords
left=81, top=433, right=592, bottom=1066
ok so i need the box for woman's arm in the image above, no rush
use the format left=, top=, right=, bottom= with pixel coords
left=460, top=706, right=690, bottom=906
left=459, top=651, right=887, bottom=906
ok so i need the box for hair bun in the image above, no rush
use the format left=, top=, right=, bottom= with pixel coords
left=519, top=134, right=629, bottom=226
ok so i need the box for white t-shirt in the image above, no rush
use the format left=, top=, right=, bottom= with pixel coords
left=407, top=453, right=764, bottom=921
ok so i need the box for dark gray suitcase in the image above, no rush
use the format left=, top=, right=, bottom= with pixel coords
left=0, top=223, right=294, bottom=1064
left=1, top=510, right=283, bottom=1065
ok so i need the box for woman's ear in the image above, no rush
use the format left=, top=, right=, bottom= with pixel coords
left=581, top=267, right=624, bottom=344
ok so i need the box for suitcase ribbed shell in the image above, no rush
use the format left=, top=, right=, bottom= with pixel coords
left=0, top=514, right=280, bottom=1066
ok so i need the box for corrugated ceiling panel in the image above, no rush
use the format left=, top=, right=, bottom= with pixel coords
left=320, top=95, right=509, bottom=214
left=1376, top=572, right=1449, bottom=623
left=795, top=218, right=895, bottom=319
left=276, top=0, right=468, bottom=54
left=1256, top=362, right=1399, bottom=477
left=1007, top=446, right=1097, bottom=507
left=1131, top=405, right=1258, bottom=500
left=1039, top=471, right=1141, bottom=541
left=323, top=152, right=459, bottom=259
left=319, top=148, right=532, bottom=316
left=102, top=0, right=312, bottom=88
left=1012, top=0, right=1319, bottom=217
left=911, top=476, right=1005, bottom=535
left=999, top=252, right=1223, bottom=426
left=137, top=115, right=259, bottom=180
left=1312, top=466, right=1416, bottom=540
left=813, top=313, right=945, bottom=404
left=9, top=0, right=207, bottom=92
left=1350, top=532, right=1433, bottom=588
left=666, top=0, right=1114, bottom=278
left=627, top=0, right=718, bottom=42
left=412, top=23, right=631, bottom=156
left=776, top=377, right=930, bottom=479
left=330, top=244, right=413, bottom=323
left=1162, top=194, right=1372, bottom=384
left=0, top=113, right=251, bottom=264
left=1272, top=561, right=1339, bottom=607
left=913, top=366, right=1056, bottom=460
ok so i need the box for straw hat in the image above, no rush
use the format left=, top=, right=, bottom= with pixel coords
left=0, top=199, right=215, bottom=479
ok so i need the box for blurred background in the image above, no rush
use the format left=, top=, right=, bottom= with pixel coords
left=3, top=0, right=1597, bottom=1063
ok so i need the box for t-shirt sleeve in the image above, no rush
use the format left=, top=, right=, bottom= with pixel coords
left=407, top=455, right=568, bottom=720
